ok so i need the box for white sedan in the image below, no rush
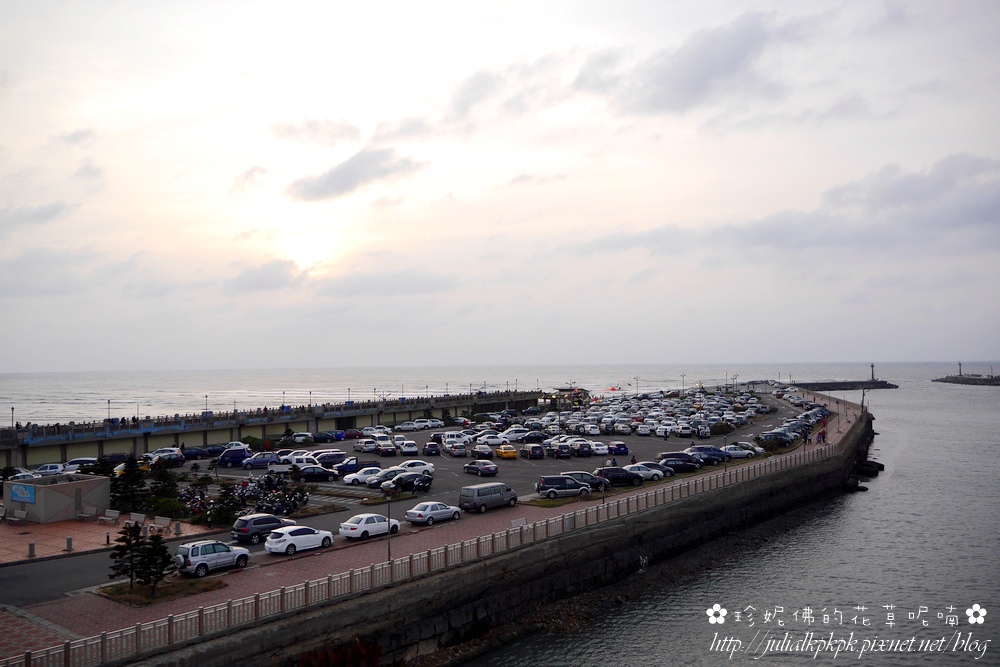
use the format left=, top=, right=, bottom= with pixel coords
left=339, top=513, right=400, bottom=540
left=396, top=459, right=436, bottom=476
left=398, top=441, right=419, bottom=455
left=343, top=466, right=383, bottom=485
left=265, top=526, right=333, bottom=555
left=721, top=445, right=756, bottom=459
left=623, top=464, right=665, bottom=481
left=477, top=434, right=510, bottom=446
left=395, top=422, right=419, bottom=432
left=735, top=441, right=766, bottom=454
left=590, top=441, right=609, bottom=456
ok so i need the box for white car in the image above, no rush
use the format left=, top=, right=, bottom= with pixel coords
left=34, top=463, right=66, bottom=476
left=291, top=432, right=313, bottom=443
left=396, top=459, right=435, bottom=476
left=343, top=467, right=383, bottom=485
left=395, top=422, right=418, bottom=432
left=635, top=424, right=652, bottom=436
left=339, top=513, right=400, bottom=540
left=428, top=419, right=445, bottom=428
left=398, top=441, right=419, bottom=455
left=412, top=419, right=431, bottom=430
left=265, top=526, right=333, bottom=555
left=590, top=441, right=609, bottom=456
left=623, top=464, right=664, bottom=481
left=477, top=434, right=509, bottom=446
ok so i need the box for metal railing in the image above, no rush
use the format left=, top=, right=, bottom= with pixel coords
left=1, top=415, right=862, bottom=667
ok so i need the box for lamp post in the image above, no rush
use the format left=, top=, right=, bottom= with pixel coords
left=681, top=373, right=686, bottom=392
left=282, top=390, right=285, bottom=407
left=426, top=385, right=429, bottom=399
left=384, top=490, right=393, bottom=562
left=10, top=407, right=13, bottom=429
left=633, top=376, right=640, bottom=397
left=348, top=388, right=351, bottom=402
left=309, top=391, right=312, bottom=407
left=107, top=399, right=111, bottom=421
left=205, top=395, right=208, bottom=412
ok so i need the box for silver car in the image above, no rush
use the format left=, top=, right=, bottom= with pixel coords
left=174, top=540, right=250, bottom=577
left=404, top=501, right=461, bottom=526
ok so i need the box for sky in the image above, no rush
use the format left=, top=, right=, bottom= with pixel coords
left=1, top=1, right=999, bottom=372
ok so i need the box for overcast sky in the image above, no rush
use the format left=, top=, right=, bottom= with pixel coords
left=1, top=1, right=998, bottom=372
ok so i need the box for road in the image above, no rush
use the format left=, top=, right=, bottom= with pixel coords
left=3, top=394, right=806, bottom=607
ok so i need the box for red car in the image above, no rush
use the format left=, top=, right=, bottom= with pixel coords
left=344, top=429, right=365, bottom=439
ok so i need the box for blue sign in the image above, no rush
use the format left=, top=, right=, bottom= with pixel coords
left=9, top=483, right=35, bottom=504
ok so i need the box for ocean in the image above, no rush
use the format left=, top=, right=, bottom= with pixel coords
left=2, top=361, right=998, bottom=665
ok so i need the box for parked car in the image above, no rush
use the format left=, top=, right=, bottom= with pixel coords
left=339, top=513, right=399, bottom=539
left=736, top=442, right=766, bottom=454
left=458, top=482, right=517, bottom=513
left=515, top=430, right=547, bottom=443
left=295, top=465, right=340, bottom=482
left=570, top=441, right=593, bottom=457
left=593, top=466, right=644, bottom=487
left=496, top=445, right=518, bottom=459
left=635, top=461, right=676, bottom=477
left=471, top=444, right=495, bottom=460
left=623, top=464, right=665, bottom=481
left=265, top=526, right=333, bottom=555
left=343, top=429, right=365, bottom=439
left=535, top=475, right=591, bottom=499
left=422, top=442, right=442, bottom=456
left=243, top=452, right=281, bottom=470
left=34, top=463, right=66, bottom=476
left=150, top=453, right=186, bottom=469
left=721, top=445, right=756, bottom=459
left=381, top=472, right=433, bottom=493
left=657, top=457, right=701, bottom=473
left=312, top=430, right=345, bottom=443
left=377, top=442, right=398, bottom=457
left=343, top=466, right=384, bottom=485
left=398, top=441, right=419, bottom=455
left=404, top=501, right=461, bottom=525
left=476, top=434, right=509, bottom=447
left=395, top=421, right=419, bottom=432
left=218, top=448, right=252, bottom=468
left=463, top=460, right=499, bottom=477
left=561, top=470, right=612, bottom=491
left=181, top=447, right=210, bottom=460
left=444, top=443, right=468, bottom=457
left=686, top=445, right=732, bottom=461
left=354, top=439, right=378, bottom=453
left=608, top=441, right=630, bottom=455
left=519, top=444, right=545, bottom=459
left=175, top=540, right=250, bottom=577
left=395, top=460, right=435, bottom=476
left=201, top=444, right=228, bottom=458
left=231, top=513, right=296, bottom=544
left=64, top=457, right=98, bottom=472
left=365, top=467, right=407, bottom=489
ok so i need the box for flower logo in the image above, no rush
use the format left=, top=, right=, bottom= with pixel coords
left=707, top=604, right=728, bottom=624
left=966, top=604, right=987, bottom=625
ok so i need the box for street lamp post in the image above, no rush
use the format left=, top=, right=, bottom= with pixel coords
left=205, top=395, right=208, bottom=412
left=309, top=391, right=312, bottom=407
left=384, top=490, right=393, bottom=562
left=633, top=376, right=640, bottom=397
left=681, top=374, right=686, bottom=392
left=10, top=407, right=13, bottom=429
left=107, top=399, right=111, bottom=421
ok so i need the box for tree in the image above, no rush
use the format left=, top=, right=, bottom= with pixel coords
left=136, top=533, right=176, bottom=597
left=109, top=523, right=145, bottom=590
left=149, top=468, right=179, bottom=499
left=111, top=454, right=150, bottom=513
left=207, top=458, right=219, bottom=481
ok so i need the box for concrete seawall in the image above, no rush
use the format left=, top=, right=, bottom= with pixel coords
left=135, top=413, right=875, bottom=667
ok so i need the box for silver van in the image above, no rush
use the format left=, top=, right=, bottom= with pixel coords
left=459, top=482, right=517, bottom=513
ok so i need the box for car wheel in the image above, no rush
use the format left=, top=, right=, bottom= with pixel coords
left=452, top=511, right=460, bottom=521
left=235, top=554, right=248, bottom=569
left=665, top=469, right=674, bottom=476
left=477, top=505, right=487, bottom=514
left=321, top=536, right=332, bottom=548
left=249, top=533, right=263, bottom=545
left=327, top=474, right=336, bottom=482
left=390, top=524, right=399, bottom=534
left=360, top=531, right=369, bottom=540
left=478, top=470, right=483, bottom=477
left=351, top=479, right=360, bottom=485
left=579, top=488, right=589, bottom=496
left=508, top=497, right=517, bottom=507
left=632, top=478, right=642, bottom=486
left=547, top=490, right=557, bottom=499
left=425, top=516, right=434, bottom=526
left=285, top=544, right=296, bottom=556
left=195, top=563, right=209, bottom=578
left=226, top=462, right=234, bottom=468
left=652, top=473, right=661, bottom=481
left=747, top=452, right=755, bottom=458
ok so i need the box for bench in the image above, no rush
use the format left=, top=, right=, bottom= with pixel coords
left=98, top=509, right=121, bottom=525
left=123, top=512, right=146, bottom=528
left=148, top=516, right=172, bottom=534
left=76, top=507, right=98, bottom=521
left=8, top=510, right=28, bottom=526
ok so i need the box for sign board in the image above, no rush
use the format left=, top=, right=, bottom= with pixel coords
left=9, top=483, right=36, bottom=504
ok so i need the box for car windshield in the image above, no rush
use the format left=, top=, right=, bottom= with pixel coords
left=345, top=516, right=364, bottom=525
left=413, top=503, right=431, bottom=511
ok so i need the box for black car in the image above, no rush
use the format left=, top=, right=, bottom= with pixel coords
left=201, top=444, right=228, bottom=458
left=366, top=468, right=406, bottom=489
left=687, top=451, right=725, bottom=466
left=381, top=472, right=432, bottom=493
left=516, top=430, right=547, bottom=444
left=657, top=451, right=701, bottom=464
left=571, top=441, right=593, bottom=457
left=545, top=443, right=572, bottom=459
left=151, top=452, right=186, bottom=469
left=561, top=470, right=612, bottom=491
left=295, top=465, right=339, bottom=482
left=522, top=406, right=542, bottom=415
left=657, top=457, right=701, bottom=473
left=593, top=466, right=643, bottom=487
left=519, top=444, right=545, bottom=460
left=535, top=475, right=591, bottom=499
left=422, top=442, right=441, bottom=456
left=182, top=447, right=210, bottom=460
left=312, top=431, right=343, bottom=444
left=687, top=445, right=731, bottom=462
left=316, top=452, right=347, bottom=467
left=231, top=513, right=295, bottom=544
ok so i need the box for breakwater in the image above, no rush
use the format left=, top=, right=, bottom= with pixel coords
left=932, top=375, right=1000, bottom=386
left=105, top=412, right=875, bottom=667
left=793, top=380, right=897, bottom=391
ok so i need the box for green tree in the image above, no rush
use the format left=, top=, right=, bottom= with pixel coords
left=108, top=523, right=145, bottom=590
left=149, top=468, right=179, bottom=499
left=111, top=454, right=150, bottom=513
left=206, top=482, right=241, bottom=527
left=135, top=533, right=176, bottom=597
left=441, top=409, right=454, bottom=426
left=207, top=458, right=219, bottom=481
left=189, top=462, right=201, bottom=476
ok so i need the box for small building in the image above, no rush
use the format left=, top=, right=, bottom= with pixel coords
left=3, top=474, right=110, bottom=523
left=546, top=386, right=591, bottom=411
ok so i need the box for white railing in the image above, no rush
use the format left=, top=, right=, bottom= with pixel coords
left=2, top=416, right=862, bottom=667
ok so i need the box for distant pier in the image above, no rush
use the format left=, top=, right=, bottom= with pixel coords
left=793, top=380, right=898, bottom=391
left=932, top=375, right=1000, bottom=386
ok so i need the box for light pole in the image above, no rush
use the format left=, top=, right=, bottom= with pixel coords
left=384, top=490, right=393, bottom=562
left=733, top=375, right=739, bottom=392
left=309, top=391, right=312, bottom=407
left=681, top=374, right=686, bottom=392
left=205, top=395, right=208, bottom=412
left=426, top=385, right=429, bottom=399
left=10, top=407, right=13, bottom=429
left=348, top=388, right=351, bottom=402
left=282, top=390, right=286, bottom=407
left=634, top=376, right=640, bottom=397
left=107, top=399, right=111, bottom=422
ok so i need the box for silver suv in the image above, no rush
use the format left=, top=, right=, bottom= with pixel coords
left=174, top=540, right=250, bottom=577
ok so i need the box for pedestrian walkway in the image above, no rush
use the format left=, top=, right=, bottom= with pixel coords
left=0, top=396, right=863, bottom=663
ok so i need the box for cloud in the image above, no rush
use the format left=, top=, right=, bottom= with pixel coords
left=225, top=259, right=303, bottom=292
left=0, top=202, right=71, bottom=235
left=74, top=158, right=103, bottom=181
left=230, top=166, right=267, bottom=193
left=60, top=129, right=96, bottom=145
left=271, top=119, right=361, bottom=145
left=315, top=268, right=455, bottom=298
left=286, top=147, right=424, bottom=202
left=450, top=69, right=502, bottom=118
left=573, top=50, right=624, bottom=95
left=0, top=247, right=95, bottom=297
left=621, top=11, right=793, bottom=113
left=372, top=117, right=433, bottom=142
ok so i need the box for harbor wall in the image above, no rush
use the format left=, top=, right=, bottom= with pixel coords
left=135, top=413, right=875, bottom=667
